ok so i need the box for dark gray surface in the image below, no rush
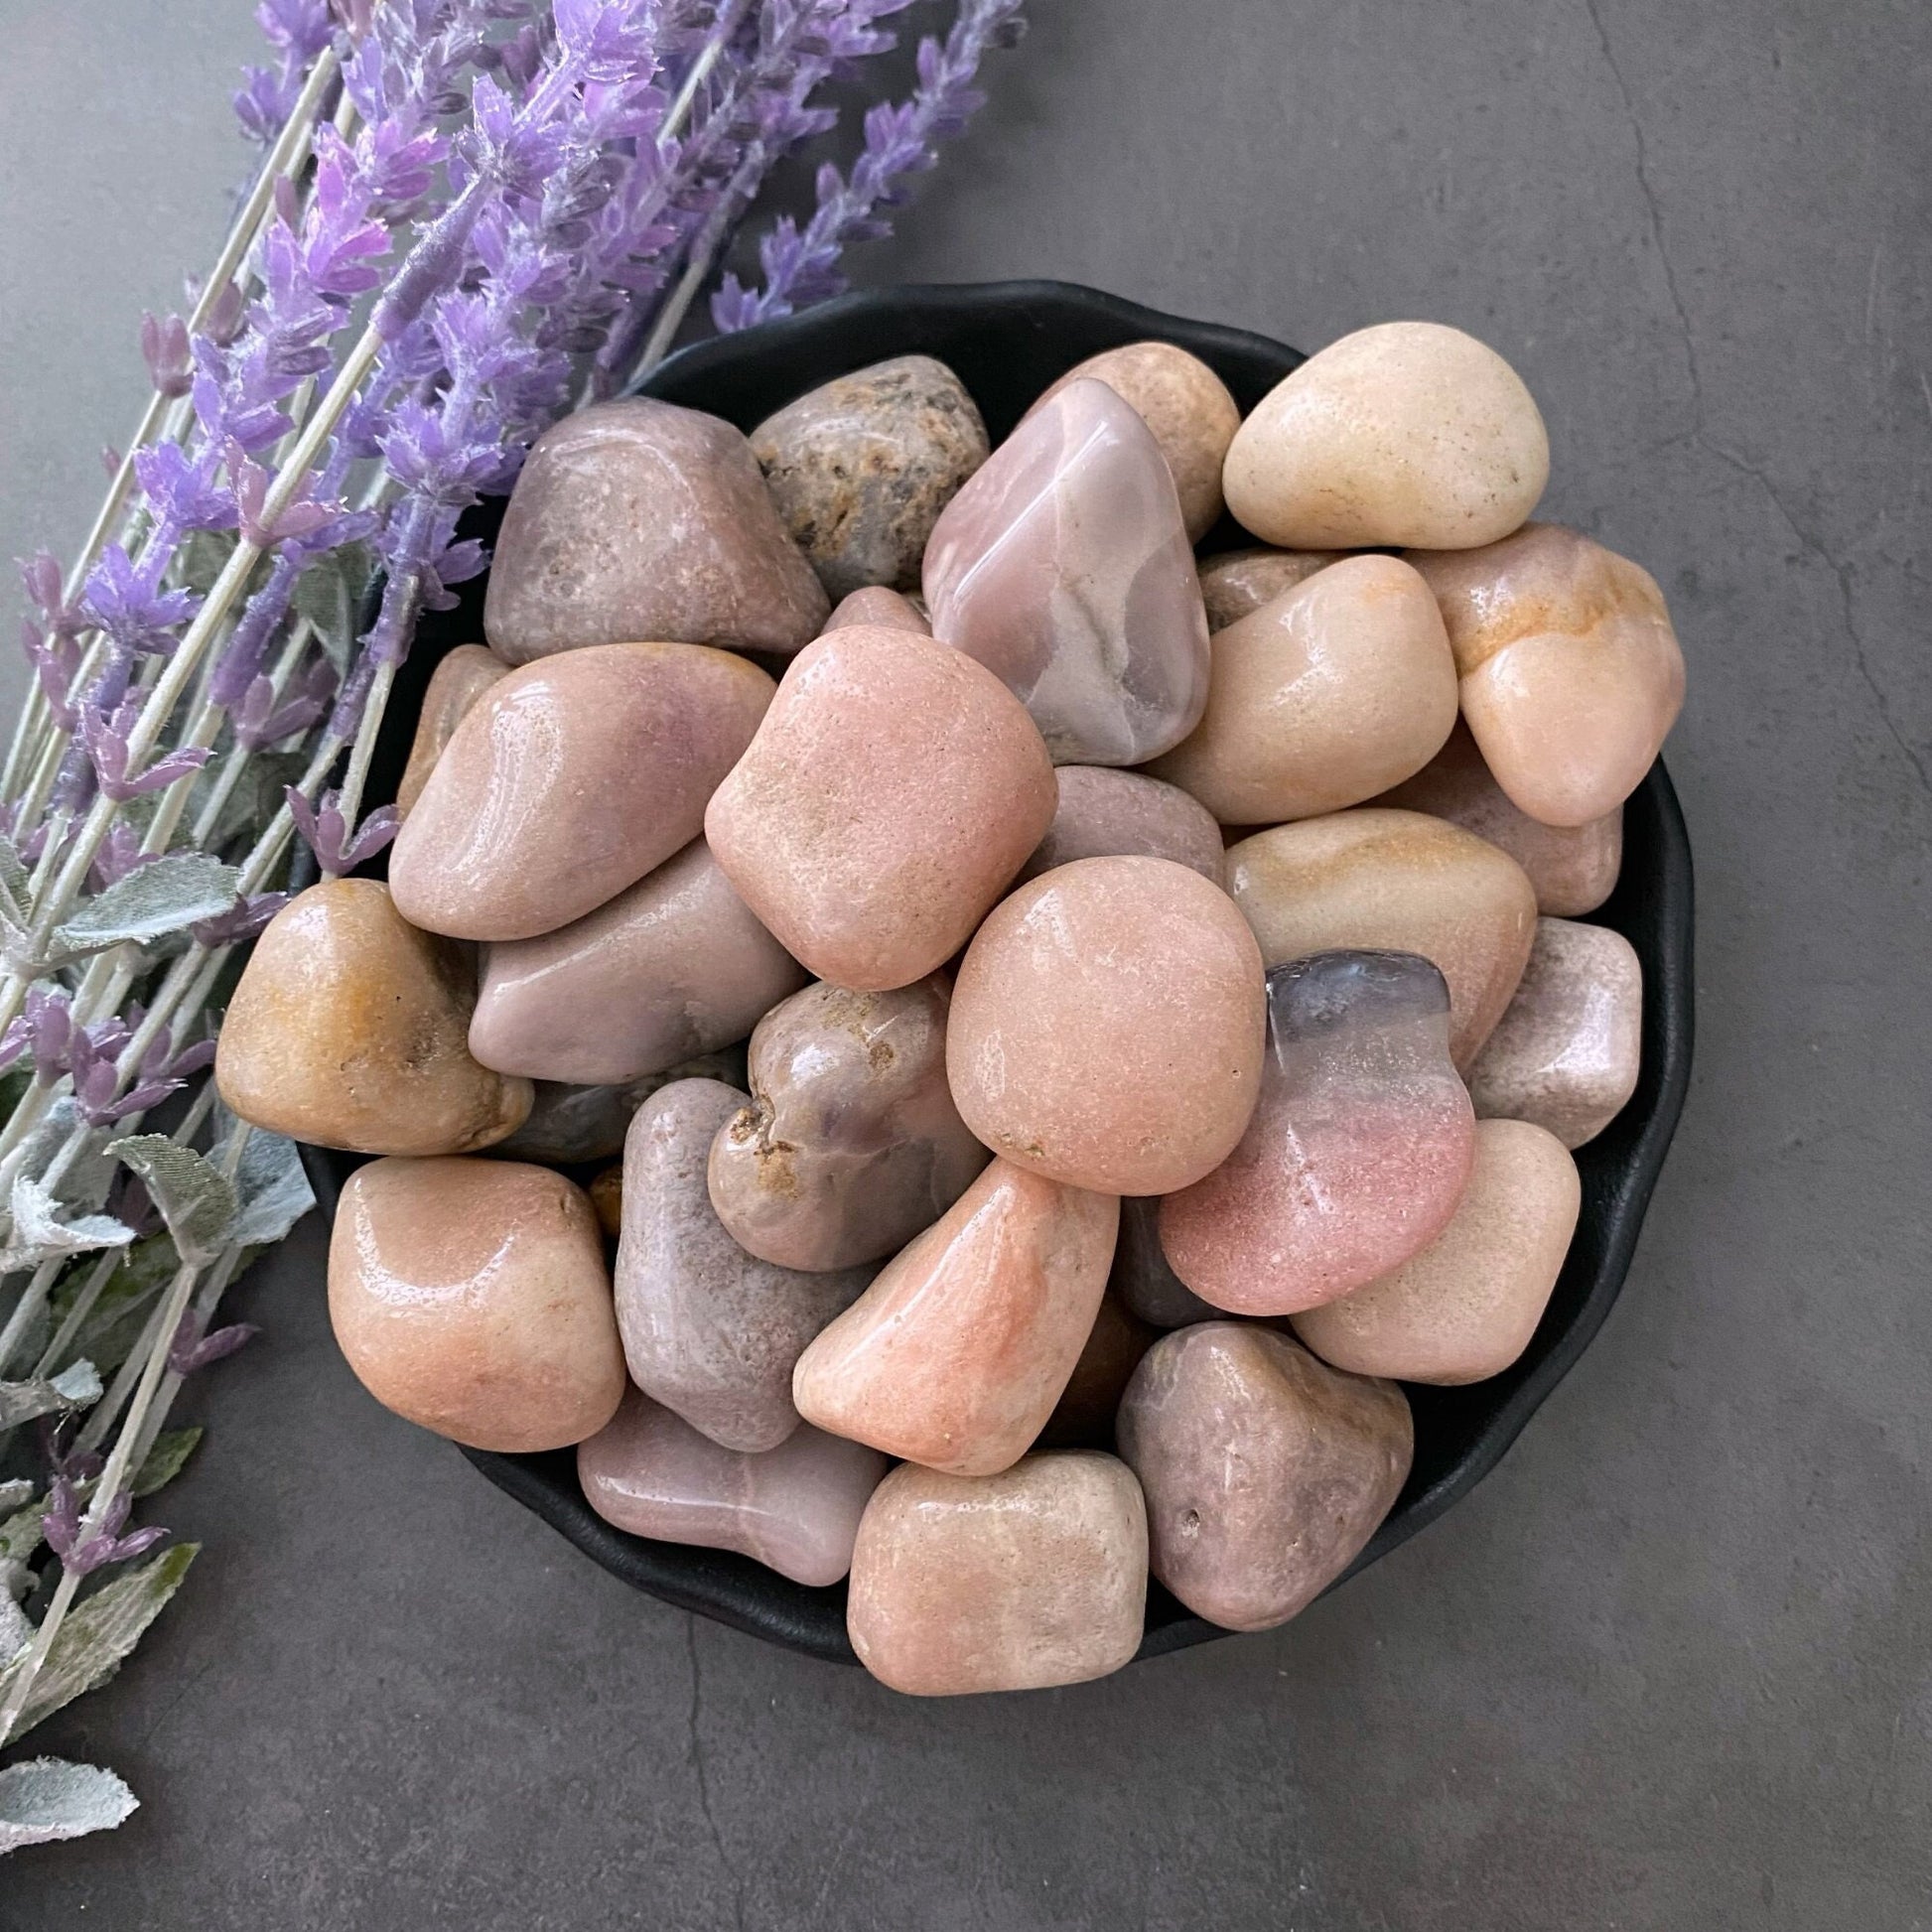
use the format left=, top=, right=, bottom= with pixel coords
left=3, top=1, right=1929, bottom=1926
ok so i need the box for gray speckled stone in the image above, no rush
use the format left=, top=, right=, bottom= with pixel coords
left=491, top=1047, right=749, bottom=1165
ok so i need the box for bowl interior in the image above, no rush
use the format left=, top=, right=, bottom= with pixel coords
left=313, top=279, right=1695, bottom=1666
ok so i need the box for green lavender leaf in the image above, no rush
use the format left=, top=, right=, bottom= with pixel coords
left=51, top=852, right=241, bottom=961
left=0, top=1504, right=48, bottom=1567
left=131, top=1427, right=203, bottom=1499
left=229, top=1129, right=314, bottom=1247
left=0, top=1758, right=138, bottom=1853
left=104, top=1136, right=237, bottom=1267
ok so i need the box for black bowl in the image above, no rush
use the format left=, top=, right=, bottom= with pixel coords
left=307, top=279, right=1695, bottom=1667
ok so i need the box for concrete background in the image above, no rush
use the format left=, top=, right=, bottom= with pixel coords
left=2, top=1, right=1928, bottom=1925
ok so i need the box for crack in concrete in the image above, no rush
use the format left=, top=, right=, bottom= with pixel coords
left=686, top=1613, right=749, bottom=1932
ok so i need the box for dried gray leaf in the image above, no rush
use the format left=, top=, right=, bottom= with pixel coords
left=0, top=1593, right=29, bottom=1667
left=0, top=1504, right=48, bottom=1567
left=0, top=1359, right=101, bottom=1431
left=0, top=1543, right=198, bottom=1744
left=105, top=1136, right=237, bottom=1267
left=290, top=540, right=372, bottom=667
left=52, top=853, right=242, bottom=960
left=228, top=1130, right=314, bottom=1248
left=0, top=837, right=28, bottom=927
left=0, top=1758, right=138, bottom=1853
left=132, top=1427, right=203, bottom=1499
left=0, top=1175, right=135, bottom=1274
left=0, top=1480, right=32, bottom=1515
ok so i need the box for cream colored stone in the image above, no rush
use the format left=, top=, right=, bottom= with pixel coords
left=1197, top=547, right=1342, bottom=630
left=395, top=645, right=506, bottom=818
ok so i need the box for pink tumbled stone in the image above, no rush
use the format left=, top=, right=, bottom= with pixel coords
left=469, top=838, right=805, bottom=1086
left=705, top=624, right=1056, bottom=992
left=791, top=1159, right=1117, bottom=1476
left=395, top=645, right=506, bottom=819
left=822, top=586, right=930, bottom=633
left=847, top=1452, right=1149, bottom=1695
left=923, top=377, right=1210, bottom=765
left=1019, top=765, right=1226, bottom=886
left=1161, top=950, right=1476, bottom=1316
left=577, top=1386, right=888, bottom=1587
left=947, top=856, right=1266, bottom=1195
left=390, top=641, right=774, bottom=941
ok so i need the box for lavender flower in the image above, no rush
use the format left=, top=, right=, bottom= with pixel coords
left=233, top=0, right=338, bottom=148
left=79, top=696, right=213, bottom=804
left=140, top=312, right=195, bottom=400
left=36, top=1417, right=105, bottom=1486
left=86, top=823, right=162, bottom=895
left=167, top=1311, right=260, bottom=1376
left=42, top=1479, right=168, bottom=1579
left=77, top=549, right=202, bottom=663
left=232, top=657, right=340, bottom=752
left=68, top=1016, right=210, bottom=1129
left=21, top=623, right=81, bottom=735
left=285, top=786, right=398, bottom=875
left=189, top=891, right=290, bottom=947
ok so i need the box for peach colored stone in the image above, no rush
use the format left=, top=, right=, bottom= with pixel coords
left=391, top=641, right=774, bottom=941
left=791, top=1160, right=1117, bottom=1476
left=1018, top=765, right=1225, bottom=886
left=705, top=624, right=1055, bottom=991
left=468, top=839, right=805, bottom=1086
left=923, top=378, right=1209, bottom=764
left=1028, top=341, right=1242, bottom=542
left=483, top=397, right=827, bottom=661
left=578, top=1387, right=888, bottom=1587
left=1161, top=950, right=1475, bottom=1315
left=1116, top=1324, right=1411, bottom=1631
left=1293, top=1118, right=1581, bottom=1383
left=707, top=976, right=989, bottom=1273
left=822, top=586, right=929, bottom=633
left=1036, top=1292, right=1158, bottom=1449
left=395, top=645, right=506, bottom=818
left=1110, top=1196, right=1218, bottom=1329
left=215, top=880, right=530, bottom=1157
left=1150, top=555, right=1458, bottom=824
left=1224, top=321, right=1549, bottom=550
left=847, top=1452, right=1148, bottom=1695
left=947, top=857, right=1266, bottom=1194
left=616, top=1080, right=872, bottom=1451
left=1409, top=523, right=1686, bottom=826
left=1197, top=547, right=1341, bottom=630
left=1225, top=807, right=1537, bottom=1067
left=329, top=1156, right=624, bottom=1452
left=1466, top=916, right=1642, bottom=1148
left=1370, top=720, right=1622, bottom=916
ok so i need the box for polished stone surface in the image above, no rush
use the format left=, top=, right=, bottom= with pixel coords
left=948, top=856, right=1266, bottom=1194
left=483, top=396, right=827, bottom=661
left=1110, top=1194, right=1220, bottom=1329
left=846, top=1452, right=1149, bottom=1695
left=1019, top=764, right=1226, bottom=885
left=490, top=1047, right=749, bottom=1166
left=706, top=622, right=1056, bottom=990
left=1035, top=1292, right=1159, bottom=1449
left=394, top=644, right=505, bottom=818
left=924, top=376, right=1210, bottom=763
left=821, top=584, right=929, bottom=633
left=1197, top=546, right=1342, bottom=630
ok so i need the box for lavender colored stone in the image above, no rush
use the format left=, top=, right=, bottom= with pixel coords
left=616, top=1079, right=873, bottom=1452
left=577, top=1386, right=889, bottom=1587
left=923, top=377, right=1210, bottom=765
left=1019, top=765, right=1226, bottom=887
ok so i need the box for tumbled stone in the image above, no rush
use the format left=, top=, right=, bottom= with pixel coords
left=1110, top=1196, right=1218, bottom=1329
left=590, top=1164, right=622, bottom=1239
left=1224, top=322, right=1549, bottom=551
left=751, top=355, right=989, bottom=601
left=391, top=642, right=774, bottom=941
left=707, top=977, right=988, bottom=1272
left=216, top=879, right=531, bottom=1157
left=1162, top=951, right=1475, bottom=1315
left=578, top=1387, right=888, bottom=1587
left=483, top=396, right=827, bottom=661
left=329, top=1156, right=624, bottom=1452
left=395, top=645, right=506, bottom=818
left=1029, top=342, right=1242, bottom=542
left=1409, top=522, right=1686, bottom=826
left=948, top=856, right=1266, bottom=1194
left=1036, top=1293, right=1158, bottom=1449
left=1371, top=720, right=1622, bottom=916
left=792, top=1160, right=1117, bottom=1476
left=617, top=1080, right=872, bottom=1451
left=923, top=378, right=1210, bottom=764
left=1019, top=765, right=1225, bottom=886
left=706, top=624, right=1055, bottom=991
left=1150, top=555, right=1458, bottom=824
left=1465, top=916, right=1642, bottom=1148
left=1226, top=807, right=1537, bottom=1067
left=1197, top=547, right=1341, bottom=630
left=822, top=586, right=929, bottom=633
left=469, top=839, right=804, bottom=1086
left=1116, top=1323, right=1411, bottom=1631
left=847, top=1452, right=1148, bottom=1695
left=492, top=1047, right=750, bottom=1165
left=1293, top=1118, right=1581, bottom=1383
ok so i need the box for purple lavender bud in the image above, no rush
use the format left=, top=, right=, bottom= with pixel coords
left=190, top=891, right=290, bottom=948
left=133, top=443, right=233, bottom=535
left=80, top=547, right=203, bottom=660
left=23, top=987, right=74, bottom=1084
left=169, top=1311, right=262, bottom=1376
left=87, top=822, right=163, bottom=895
left=140, top=312, right=195, bottom=400
left=22, top=623, right=81, bottom=733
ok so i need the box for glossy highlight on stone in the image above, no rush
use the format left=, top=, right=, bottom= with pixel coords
left=1293, top=1118, right=1581, bottom=1384
left=391, top=641, right=775, bottom=941
left=616, top=1080, right=873, bottom=1452
left=707, top=977, right=989, bottom=1273
left=947, top=857, right=1266, bottom=1195
left=847, top=1452, right=1149, bottom=1695
left=216, top=880, right=531, bottom=1157
left=469, top=839, right=805, bottom=1086
left=705, top=623, right=1056, bottom=991
left=1116, top=1323, right=1411, bottom=1631
left=483, top=396, right=827, bottom=661
left=1018, top=765, right=1225, bottom=886
left=791, top=1160, right=1117, bottom=1476
left=578, top=1387, right=888, bottom=1587
left=329, top=1157, right=624, bottom=1452
left=1161, top=950, right=1476, bottom=1315
left=1466, top=916, right=1642, bottom=1148
left=395, top=644, right=506, bottom=818
left=1197, top=547, right=1340, bottom=630
left=923, top=377, right=1210, bottom=764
